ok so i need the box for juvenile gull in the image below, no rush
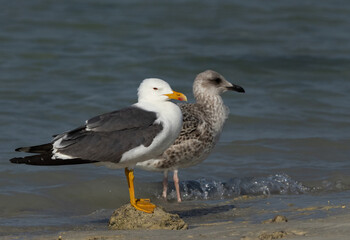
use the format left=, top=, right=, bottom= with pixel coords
left=10, top=78, right=187, bottom=213
left=137, top=70, right=245, bottom=202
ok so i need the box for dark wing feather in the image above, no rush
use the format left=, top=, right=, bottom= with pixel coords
left=11, top=106, right=163, bottom=165
left=52, top=106, right=158, bottom=144
left=10, top=154, right=96, bottom=165
left=86, top=106, right=158, bottom=132
left=57, top=124, right=162, bottom=162
left=16, top=143, right=52, bottom=153
left=54, top=106, right=163, bottom=163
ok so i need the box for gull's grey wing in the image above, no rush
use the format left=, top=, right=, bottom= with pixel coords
left=86, top=106, right=158, bottom=132
left=53, top=106, right=163, bottom=162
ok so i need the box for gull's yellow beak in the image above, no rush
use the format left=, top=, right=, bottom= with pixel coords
left=164, top=91, right=188, bottom=101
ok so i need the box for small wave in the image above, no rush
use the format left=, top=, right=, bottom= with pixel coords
left=162, top=173, right=309, bottom=201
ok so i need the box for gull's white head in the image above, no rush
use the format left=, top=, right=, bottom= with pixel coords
left=137, top=78, right=187, bottom=103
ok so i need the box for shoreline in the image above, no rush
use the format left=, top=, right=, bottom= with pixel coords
left=54, top=210, right=350, bottom=240
left=19, top=209, right=350, bottom=240
left=3, top=197, right=349, bottom=240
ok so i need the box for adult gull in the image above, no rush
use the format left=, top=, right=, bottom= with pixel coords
left=137, top=70, right=245, bottom=202
left=10, top=78, right=187, bottom=213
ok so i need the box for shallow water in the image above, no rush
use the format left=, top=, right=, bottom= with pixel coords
left=1, top=0, right=350, bottom=237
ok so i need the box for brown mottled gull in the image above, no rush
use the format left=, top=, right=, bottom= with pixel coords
left=137, top=70, right=245, bottom=202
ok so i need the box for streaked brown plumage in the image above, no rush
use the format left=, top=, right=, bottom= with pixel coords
left=137, top=70, right=245, bottom=202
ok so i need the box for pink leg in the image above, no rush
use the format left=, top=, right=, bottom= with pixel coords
left=162, top=171, right=168, bottom=200
left=173, top=170, right=182, bottom=202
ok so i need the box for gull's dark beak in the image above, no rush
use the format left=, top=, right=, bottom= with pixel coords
left=226, top=84, right=245, bottom=93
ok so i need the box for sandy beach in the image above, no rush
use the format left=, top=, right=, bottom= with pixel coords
left=3, top=195, right=349, bottom=240
left=54, top=212, right=350, bottom=240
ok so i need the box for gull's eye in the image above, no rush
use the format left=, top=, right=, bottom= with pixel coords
left=153, top=87, right=158, bottom=90
left=212, top=78, right=222, bottom=84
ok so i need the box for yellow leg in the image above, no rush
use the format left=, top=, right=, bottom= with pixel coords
left=124, top=168, right=156, bottom=213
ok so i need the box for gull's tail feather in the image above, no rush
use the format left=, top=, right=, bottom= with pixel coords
left=15, top=143, right=52, bottom=154
left=10, top=154, right=97, bottom=165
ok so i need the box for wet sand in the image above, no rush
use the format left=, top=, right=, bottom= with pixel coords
left=3, top=196, right=349, bottom=240
left=16, top=209, right=350, bottom=240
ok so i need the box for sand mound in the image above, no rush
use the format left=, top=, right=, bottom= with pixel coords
left=109, top=204, right=188, bottom=230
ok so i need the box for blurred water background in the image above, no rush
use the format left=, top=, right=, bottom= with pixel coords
left=1, top=0, right=350, bottom=237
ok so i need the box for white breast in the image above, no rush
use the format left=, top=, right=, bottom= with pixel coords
left=118, top=101, right=183, bottom=167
